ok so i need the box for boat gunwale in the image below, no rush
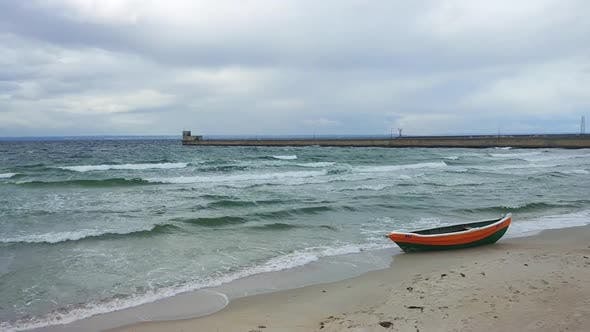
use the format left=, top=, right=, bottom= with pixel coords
left=388, top=213, right=511, bottom=238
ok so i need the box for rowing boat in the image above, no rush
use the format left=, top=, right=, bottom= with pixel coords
left=387, top=213, right=511, bottom=252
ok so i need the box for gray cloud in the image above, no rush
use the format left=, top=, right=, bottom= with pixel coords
left=0, top=0, right=589, bottom=136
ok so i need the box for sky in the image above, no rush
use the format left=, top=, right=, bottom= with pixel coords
left=0, top=0, right=589, bottom=137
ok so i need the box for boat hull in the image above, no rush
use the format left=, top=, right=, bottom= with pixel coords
left=388, top=214, right=511, bottom=253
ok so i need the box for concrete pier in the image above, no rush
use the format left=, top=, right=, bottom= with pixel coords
left=182, top=132, right=590, bottom=149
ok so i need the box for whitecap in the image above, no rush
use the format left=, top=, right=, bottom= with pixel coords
left=0, top=224, right=163, bottom=244
left=58, top=163, right=188, bottom=172
left=355, top=161, right=447, bottom=173
left=489, top=152, right=542, bottom=158
left=295, top=162, right=335, bottom=168
left=0, top=172, right=17, bottom=178
left=559, top=169, right=590, bottom=175
left=272, top=155, right=297, bottom=160
left=151, top=170, right=325, bottom=185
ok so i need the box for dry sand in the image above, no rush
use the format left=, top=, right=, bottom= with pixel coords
left=114, top=226, right=590, bottom=332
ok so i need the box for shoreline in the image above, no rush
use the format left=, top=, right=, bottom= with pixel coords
left=28, top=222, right=590, bottom=332
left=114, top=225, right=590, bottom=332
left=30, top=246, right=400, bottom=332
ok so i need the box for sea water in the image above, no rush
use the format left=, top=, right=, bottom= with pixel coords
left=1, top=139, right=589, bottom=330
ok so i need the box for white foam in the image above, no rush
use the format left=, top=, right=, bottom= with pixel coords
left=0, top=172, right=17, bottom=178
left=489, top=151, right=542, bottom=158
left=151, top=170, right=325, bottom=185
left=444, top=156, right=459, bottom=160
left=345, top=184, right=391, bottom=191
left=559, top=169, right=589, bottom=175
left=58, top=163, right=188, bottom=172
left=508, top=210, right=590, bottom=237
left=295, top=162, right=335, bottom=168
left=0, top=224, right=161, bottom=244
left=355, top=161, right=447, bottom=173
left=272, top=155, right=297, bottom=160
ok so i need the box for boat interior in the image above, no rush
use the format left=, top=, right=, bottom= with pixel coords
left=412, top=216, right=504, bottom=235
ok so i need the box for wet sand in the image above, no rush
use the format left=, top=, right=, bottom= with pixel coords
left=113, top=226, right=590, bottom=332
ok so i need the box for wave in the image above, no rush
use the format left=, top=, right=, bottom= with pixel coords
left=341, top=184, right=392, bottom=191
left=272, top=155, right=297, bottom=160
left=559, top=169, right=590, bottom=175
left=252, top=206, right=332, bottom=219
left=16, top=178, right=155, bottom=188
left=326, top=164, right=353, bottom=175
left=198, top=165, right=250, bottom=172
left=201, top=194, right=234, bottom=200
left=173, top=216, right=247, bottom=227
left=246, top=223, right=339, bottom=231
left=207, top=199, right=283, bottom=209
left=508, top=209, right=590, bottom=236
left=456, top=202, right=581, bottom=214
left=58, top=162, right=188, bottom=172
left=0, top=172, right=17, bottom=178
left=355, top=161, right=447, bottom=173
left=151, top=170, right=325, bottom=185
left=489, top=152, right=542, bottom=158
left=295, top=162, right=335, bottom=168
left=247, top=222, right=300, bottom=231
left=1, top=224, right=180, bottom=245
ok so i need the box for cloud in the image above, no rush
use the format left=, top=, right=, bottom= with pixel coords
left=464, top=57, right=590, bottom=114
left=0, top=0, right=589, bottom=136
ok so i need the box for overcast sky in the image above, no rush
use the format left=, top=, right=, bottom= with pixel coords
left=0, top=0, right=589, bottom=136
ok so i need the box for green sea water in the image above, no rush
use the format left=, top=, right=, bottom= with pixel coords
left=1, top=139, right=589, bottom=330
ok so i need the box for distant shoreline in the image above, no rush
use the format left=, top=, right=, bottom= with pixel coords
left=183, top=133, right=590, bottom=149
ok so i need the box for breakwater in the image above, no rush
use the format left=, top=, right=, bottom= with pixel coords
left=182, top=132, right=590, bottom=148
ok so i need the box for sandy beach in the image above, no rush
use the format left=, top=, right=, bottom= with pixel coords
left=110, top=226, right=590, bottom=332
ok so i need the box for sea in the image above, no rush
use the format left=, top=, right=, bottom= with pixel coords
left=1, top=138, right=589, bottom=331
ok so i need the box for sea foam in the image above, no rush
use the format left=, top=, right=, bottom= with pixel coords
left=59, top=162, right=188, bottom=172
left=0, top=172, right=17, bottom=178
left=272, top=155, right=297, bottom=160
left=151, top=170, right=325, bottom=185
left=355, top=161, right=447, bottom=173
left=0, top=224, right=174, bottom=245
left=508, top=209, right=590, bottom=237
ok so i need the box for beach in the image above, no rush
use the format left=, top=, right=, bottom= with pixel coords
left=111, top=225, right=590, bottom=332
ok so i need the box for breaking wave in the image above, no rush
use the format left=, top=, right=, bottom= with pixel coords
left=151, top=170, right=325, bottom=185
left=272, top=155, right=297, bottom=160
left=246, top=223, right=338, bottom=231
left=58, top=162, right=188, bottom=172
left=16, top=178, right=155, bottom=187
left=207, top=199, right=284, bottom=209
left=251, top=206, right=333, bottom=219
left=456, top=201, right=583, bottom=214
left=295, top=162, right=335, bottom=168
left=1, top=224, right=180, bottom=245
left=173, top=216, right=248, bottom=227
left=354, top=161, right=447, bottom=173
left=0, top=172, right=17, bottom=179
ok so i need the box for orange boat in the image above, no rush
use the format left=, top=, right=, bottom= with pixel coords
left=387, top=213, right=511, bottom=252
